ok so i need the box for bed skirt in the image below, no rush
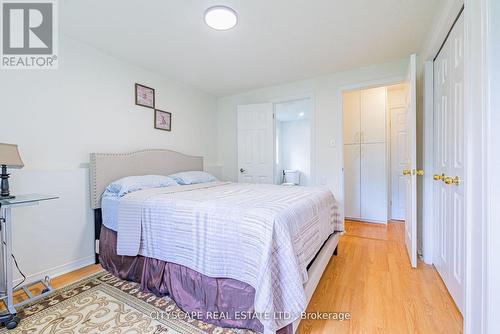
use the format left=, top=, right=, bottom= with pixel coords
left=99, top=226, right=292, bottom=334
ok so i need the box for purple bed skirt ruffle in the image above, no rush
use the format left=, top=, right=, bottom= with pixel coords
left=99, top=226, right=292, bottom=334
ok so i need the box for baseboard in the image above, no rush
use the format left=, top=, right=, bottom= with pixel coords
left=345, top=217, right=387, bottom=224
left=13, top=255, right=96, bottom=287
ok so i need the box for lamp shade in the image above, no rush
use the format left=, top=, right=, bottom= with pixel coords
left=0, top=143, right=24, bottom=168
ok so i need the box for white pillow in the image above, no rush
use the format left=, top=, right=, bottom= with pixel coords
left=105, top=175, right=178, bottom=197
left=169, top=171, right=217, bottom=185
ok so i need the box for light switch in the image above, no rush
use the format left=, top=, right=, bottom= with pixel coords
left=329, top=139, right=336, bottom=147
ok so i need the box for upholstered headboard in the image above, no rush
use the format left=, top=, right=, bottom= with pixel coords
left=89, top=149, right=203, bottom=209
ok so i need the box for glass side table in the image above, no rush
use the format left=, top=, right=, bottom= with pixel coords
left=0, top=194, right=58, bottom=330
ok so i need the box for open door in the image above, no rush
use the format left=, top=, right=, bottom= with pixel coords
left=404, top=54, right=418, bottom=268
left=237, top=103, right=274, bottom=183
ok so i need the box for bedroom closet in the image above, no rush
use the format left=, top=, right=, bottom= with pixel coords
left=343, top=84, right=408, bottom=224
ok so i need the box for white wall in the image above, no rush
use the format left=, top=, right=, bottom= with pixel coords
left=0, top=35, right=218, bottom=283
left=280, top=120, right=311, bottom=185
left=217, top=59, right=408, bottom=213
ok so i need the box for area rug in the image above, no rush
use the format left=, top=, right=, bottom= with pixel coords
left=1, top=271, right=252, bottom=334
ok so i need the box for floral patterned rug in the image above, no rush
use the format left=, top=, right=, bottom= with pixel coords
left=0, top=271, right=252, bottom=334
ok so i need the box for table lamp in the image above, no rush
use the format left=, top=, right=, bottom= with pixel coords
left=0, top=143, right=24, bottom=199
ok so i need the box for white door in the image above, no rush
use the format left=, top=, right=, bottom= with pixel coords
left=344, top=144, right=361, bottom=219
left=404, top=54, right=418, bottom=268
left=360, top=143, right=387, bottom=222
left=237, top=103, right=275, bottom=183
left=389, top=86, right=409, bottom=220
left=433, top=14, right=465, bottom=313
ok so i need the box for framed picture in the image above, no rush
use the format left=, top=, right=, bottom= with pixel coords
left=154, top=109, right=172, bottom=131
left=135, top=83, right=155, bottom=108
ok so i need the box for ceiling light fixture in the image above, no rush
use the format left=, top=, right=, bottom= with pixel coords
left=204, top=6, right=238, bottom=31
left=299, top=112, right=305, bottom=117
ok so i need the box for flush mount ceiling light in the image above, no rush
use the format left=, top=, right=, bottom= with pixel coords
left=204, top=6, right=238, bottom=31
left=299, top=112, right=305, bottom=117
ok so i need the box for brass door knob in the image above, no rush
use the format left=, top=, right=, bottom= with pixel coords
left=450, top=176, right=460, bottom=185
left=402, top=169, right=412, bottom=176
left=433, top=174, right=443, bottom=181
left=444, top=176, right=460, bottom=185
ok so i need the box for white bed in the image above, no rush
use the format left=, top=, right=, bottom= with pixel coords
left=90, top=149, right=343, bottom=334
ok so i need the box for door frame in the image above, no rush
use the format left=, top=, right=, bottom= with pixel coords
left=271, top=93, right=315, bottom=185
left=464, top=0, right=499, bottom=332
left=338, top=75, right=405, bottom=224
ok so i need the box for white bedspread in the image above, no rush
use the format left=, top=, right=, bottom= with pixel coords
left=116, top=182, right=343, bottom=333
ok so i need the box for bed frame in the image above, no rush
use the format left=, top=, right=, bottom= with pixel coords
left=89, top=149, right=339, bottom=333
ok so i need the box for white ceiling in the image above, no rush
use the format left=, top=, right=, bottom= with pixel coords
left=61, top=0, right=439, bottom=97
left=276, top=99, right=311, bottom=122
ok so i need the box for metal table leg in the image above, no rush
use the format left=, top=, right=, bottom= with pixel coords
left=0, top=207, right=20, bottom=329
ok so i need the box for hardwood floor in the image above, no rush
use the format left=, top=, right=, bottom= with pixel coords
left=4, top=220, right=463, bottom=333
left=2, top=263, right=102, bottom=308
left=298, top=220, right=463, bottom=333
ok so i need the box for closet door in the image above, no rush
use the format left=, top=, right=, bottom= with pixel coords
left=445, top=14, right=465, bottom=311
left=434, top=49, right=450, bottom=297
left=344, top=144, right=361, bottom=219
left=343, top=90, right=361, bottom=144
left=360, top=143, right=387, bottom=222
left=361, top=87, right=386, bottom=143
left=433, top=13, right=465, bottom=313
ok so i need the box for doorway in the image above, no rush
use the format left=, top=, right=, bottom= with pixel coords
left=342, top=84, right=409, bottom=224
left=341, top=55, right=417, bottom=267
left=236, top=98, right=312, bottom=185
left=274, top=98, right=312, bottom=186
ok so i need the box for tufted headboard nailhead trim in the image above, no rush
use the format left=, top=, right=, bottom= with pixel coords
left=89, top=149, right=203, bottom=209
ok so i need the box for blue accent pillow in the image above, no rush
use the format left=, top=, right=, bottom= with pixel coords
left=168, top=171, right=217, bottom=185
left=105, top=175, right=178, bottom=197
